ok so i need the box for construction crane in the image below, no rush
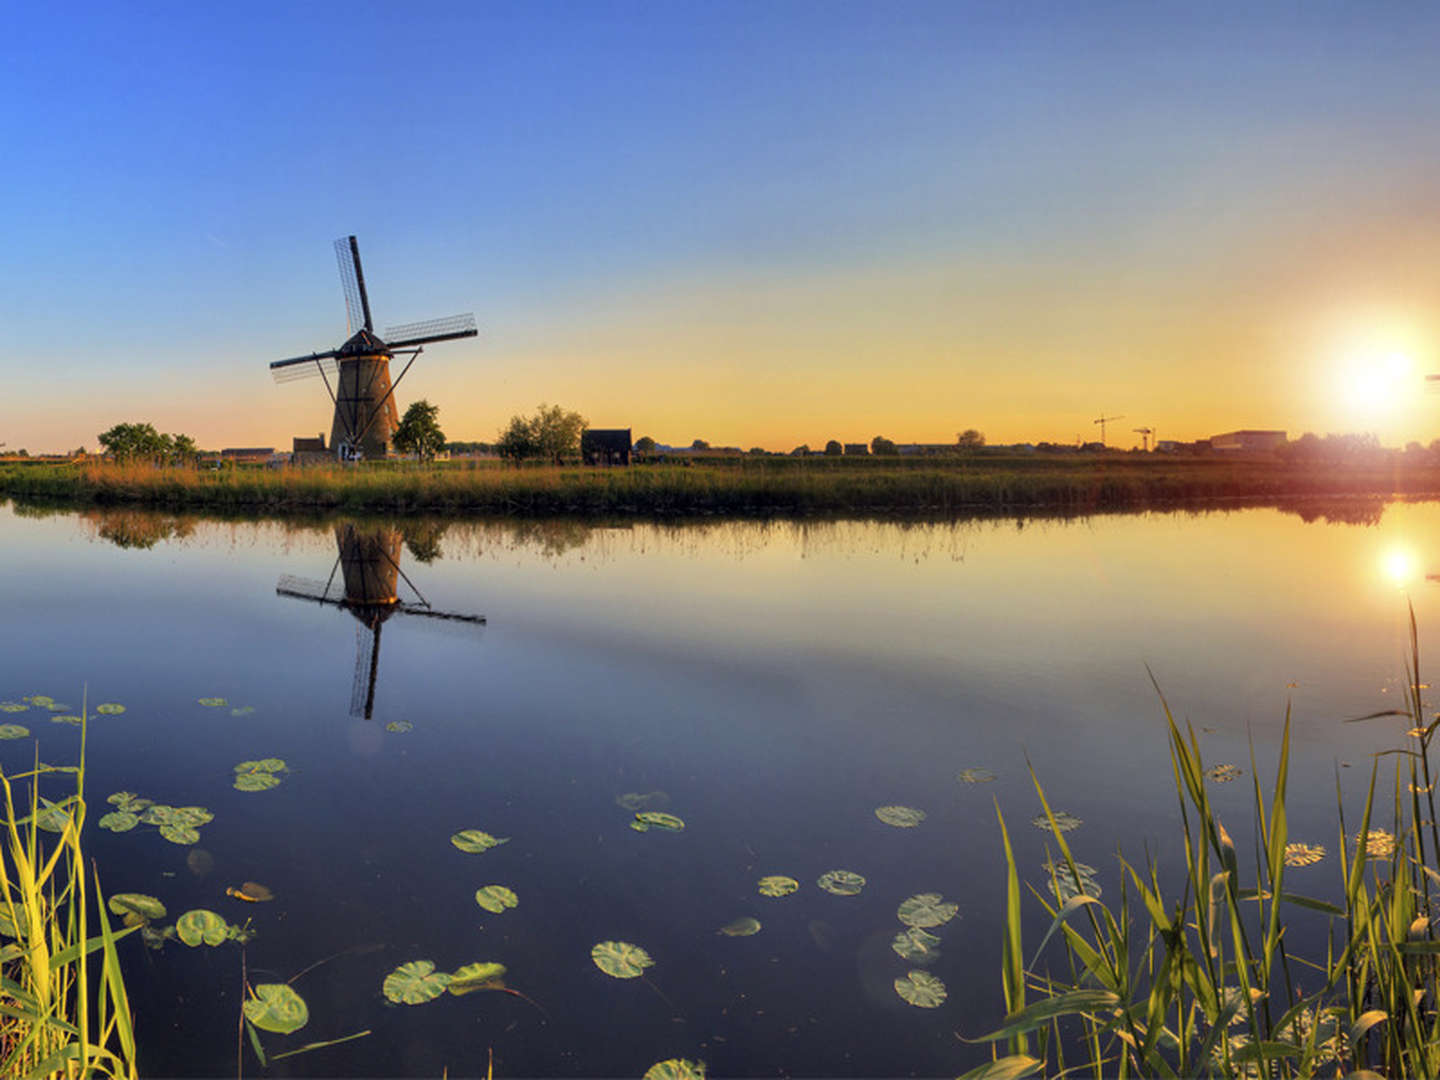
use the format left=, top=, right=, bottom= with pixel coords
left=1133, top=426, right=1154, bottom=452
left=1093, top=414, right=1124, bottom=447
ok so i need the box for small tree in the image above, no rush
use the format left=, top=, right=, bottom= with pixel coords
left=98, top=422, right=170, bottom=462
left=824, top=440, right=843, bottom=456
left=393, top=400, right=447, bottom=461
left=691, top=438, right=711, bottom=451
left=495, top=403, right=587, bottom=464
left=495, top=415, right=537, bottom=464
left=871, top=435, right=898, bottom=456
left=170, top=434, right=198, bottom=465
left=956, top=428, right=985, bottom=450
left=634, top=435, right=657, bottom=455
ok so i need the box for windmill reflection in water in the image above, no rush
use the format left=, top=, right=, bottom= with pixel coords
left=276, top=523, right=486, bottom=720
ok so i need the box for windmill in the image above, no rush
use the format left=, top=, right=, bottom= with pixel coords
left=276, top=523, right=486, bottom=721
left=1092, top=413, right=1124, bottom=446
left=270, top=236, right=478, bottom=460
left=1133, top=426, right=1154, bottom=451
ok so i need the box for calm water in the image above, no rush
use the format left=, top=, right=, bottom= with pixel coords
left=3, top=499, right=1437, bottom=1077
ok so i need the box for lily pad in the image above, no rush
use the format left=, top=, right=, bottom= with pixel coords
left=176, top=909, right=229, bottom=946
left=891, top=927, right=942, bottom=963
left=159, top=823, right=201, bottom=845
left=24, top=696, right=54, bottom=708
left=451, top=829, right=509, bottom=853
left=172, top=806, right=214, bottom=826
left=383, top=960, right=452, bottom=1004
left=645, top=1060, right=706, bottom=1080
left=227, top=881, right=274, bottom=902
left=230, top=706, right=255, bottom=717
left=107, top=792, right=152, bottom=812
left=235, top=758, right=287, bottom=774
left=718, top=917, right=762, bottom=937
left=1206, top=764, right=1243, bottom=784
left=1284, top=842, right=1326, bottom=868
left=875, top=805, right=926, bottom=828
left=98, top=810, right=139, bottom=832
left=591, top=940, right=653, bottom=979
left=45, top=703, right=71, bottom=712
left=894, top=969, right=948, bottom=1008
left=957, top=767, right=996, bottom=784
left=243, top=983, right=309, bottom=1034
left=50, top=715, right=83, bottom=726
left=198, top=698, right=228, bottom=707
left=1031, top=811, right=1083, bottom=833
left=234, top=772, right=281, bottom=792
left=0, top=724, right=29, bottom=739
left=0, top=703, right=27, bottom=713
left=757, top=875, right=800, bottom=898
left=385, top=721, right=413, bottom=733
left=447, top=961, right=507, bottom=996
left=34, top=801, right=70, bottom=833
left=616, top=791, right=670, bottom=811
left=816, top=870, right=866, bottom=896
left=1357, top=829, right=1396, bottom=858
left=141, top=805, right=178, bottom=825
left=630, top=811, right=685, bottom=833
left=474, top=885, right=518, bottom=914
left=109, top=893, right=166, bottom=922
left=897, top=892, right=959, bottom=929
left=1043, top=860, right=1102, bottom=902
left=95, top=703, right=125, bottom=715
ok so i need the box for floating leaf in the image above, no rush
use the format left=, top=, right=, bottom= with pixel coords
left=230, top=705, right=255, bottom=717
left=897, top=892, right=959, bottom=929
left=107, top=791, right=152, bottom=812
left=172, top=806, right=214, bottom=826
left=45, top=703, right=71, bottom=712
left=644, top=1060, right=706, bottom=1080
left=1284, top=842, right=1326, bottom=868
left=227, top=882, right=274, bottom=902
left=817, top=870, right=866, bottom=896
left=34, top=801, right=70, bottom=833
left=1031, top=811, right=1083, bottom=833
left=159, top=823, right=201, bottom=845
left=447, top=961, right=507, bottom=996
left=50, top=715, right=83, bottom=726
left=176, top=909, right=229, bottom=946
left=383, top=960, right=452, bottom=1004
left=875, top=805, right=926, bottom=828
left=98, top=810, right=139, bottom=832
left=1206, top=764, right=1243, bottom=784
left=385, top=721, right=413, bottom=733
left=243, top=983, right=309, bottom=1034
left=616, top=791, right=670, bottom=811
left=234, top=758, right=287, bottom=774
left=757, top=875, right=800, bottom=898
left=0, top=724, right=29, bottom=739
left=0, top=703, right=27, bottom=713
left=891, top=927, right=942, bottom=963
left=957, top=767, right=996, bottom=784
left=1043, top=860, right=1102, bottom=902
left=141, top=805, right=178, bottom=825
left=451, top=829, right=509, bottom=853
left=234, top=772, right=281, bottom=792
left=894, top=969, right=948, bottom=1008
left=109, top=893, right=166, bottom=922
left=591, top=940, right=653, bottom=979
left=474, top=885, right=518, bottom=914
left=1357, top=829, right=1396, bottom=858
left=95, top=703, right=125, bottom=715
left=198, top=698, right=228, bottom=707
left=718, top=917, right=762, bottom=937
left=24, top=696, right=54, bottom=708
left=631, top=811, right=685, bottom=833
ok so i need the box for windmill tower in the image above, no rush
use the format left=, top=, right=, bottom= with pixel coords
left=276, top=523, right=487, bottom=720
left=270, top=237, right=478, bottom=460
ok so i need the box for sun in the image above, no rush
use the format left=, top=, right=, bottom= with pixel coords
left=1342, top=350, right=1413, bottom=411
left=1380, top=545, right=1418, bottom=588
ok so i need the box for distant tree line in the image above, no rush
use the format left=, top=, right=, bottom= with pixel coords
left=97, top=422, right=198, bottom=465
left=496, top=403, right=588, bottom=464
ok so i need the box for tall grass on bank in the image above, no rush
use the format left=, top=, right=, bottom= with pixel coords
left=965, top=610, right=1440, bottom=1079
left=0, top=703, right=137, bottom=1078
left=4, top=456, right=1440, bottom=518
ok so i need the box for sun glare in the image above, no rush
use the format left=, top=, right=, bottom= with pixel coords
left=1342, top=350, right=1413, bottom=412
left=1380, top=546, right=1419, bottom=588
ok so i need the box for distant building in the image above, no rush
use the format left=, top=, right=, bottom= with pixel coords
left=843, top=443, right=869, bottom=456
left=293, top=434, right=326, bottom=454
left=582, top=428, right=632, bottom=466
left=220, top=447, right=275, bottom=463
left=1210, top=430, right=1285, bottom=452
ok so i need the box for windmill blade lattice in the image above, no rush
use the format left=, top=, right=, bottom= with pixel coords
left=335, top=237, right=370, bottom=335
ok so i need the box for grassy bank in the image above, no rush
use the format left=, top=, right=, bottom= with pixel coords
left=4, top=456, right=1440, bottom=519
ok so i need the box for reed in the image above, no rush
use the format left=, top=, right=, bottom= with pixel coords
left=0, top=699, right=138, bottom=1079
left=964, top=607, right=1440, bottom=1079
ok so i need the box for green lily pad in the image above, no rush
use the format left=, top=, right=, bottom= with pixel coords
left=0, top=703, right=27, bottom=713
left=95, top=703, right=125, bottom=715
left=385, top=721, right=413, bottom=733
left=897, top=892, right=959, bottom=929
left=757, top=875, right=799, bottom=898
left=591, top=940, right=653, bottom=979
left=140, top=805, right=178, bottom=825
left=107, top=792, right=152, bottom=812
left=234, top=758, right=287, bottom=774
left=172, top=806, right=214, bottom=826
left=817, top=870, right=866, bottom=896
left=45, top=703, right=71, bottom=712
left=957, top=767, right=996, bottom=784
left=894, top=969, right=948, bottom=1008
left=24, top=696, right=54, bottom=708
left=630, top=811, right=685, bottom=833
left=230, top=706, right=255, bottom=717
left=1207, top=764, right=1242, bottom=783
left=98, top=810, right=139, bottom=832
left=243, top=983, right=309, bottom=1034
left=875, top=805, right=926, bottom=828
left=474, top=885, right=518, bottom=914
left=108, top=893, right=166, bottom=922
left=1031, top=811, right=1083, bottom=833
left=383, top=960, right=452, bottom=1004
left=1043, top=859, right=1102, bottom=902
left=198, top=698, right=228, bottom=707
left=34, top=801, right=70, bottom=833
left=50, top=715, right=83, bottom=726
left=176, top=909, right=229, bottom=946
left=451, top=829, right=508, bottom=853
left=233, top=772, right=280, bottom=792
left=892, top=926, right=942, bottom=963
left=159, top=823, right=201, bottom=845
left=447, top=961, right=507, bottom=996
left=0, top=724, right=29, bottom=739
left=645, top=1060, right=706, bottom=1080
left=718, top=917, right=762, bottom=937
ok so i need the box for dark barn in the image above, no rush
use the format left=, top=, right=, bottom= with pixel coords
left=582, top=428, right=632, bottom=466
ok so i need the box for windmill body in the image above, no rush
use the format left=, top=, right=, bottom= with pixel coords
left=270, top=237, right=477, bottom=461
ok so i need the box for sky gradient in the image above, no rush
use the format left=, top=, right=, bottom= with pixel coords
left=8, top=2, right=1440, bottom=452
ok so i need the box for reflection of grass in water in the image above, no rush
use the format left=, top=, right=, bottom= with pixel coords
left=966, top=608, right=1440, bottom=1080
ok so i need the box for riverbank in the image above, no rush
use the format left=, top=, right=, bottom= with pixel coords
left=2, top=455, right=1438, bottom=518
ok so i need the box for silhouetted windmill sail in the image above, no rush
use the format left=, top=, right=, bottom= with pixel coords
left=268, top=235, right=478, bottom=460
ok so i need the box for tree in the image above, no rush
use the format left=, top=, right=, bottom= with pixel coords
left=98, top=422, right=170, bottom=462
left=791, top=445, right=811, bottom=456
left=871, top=435, right=898, bottom=455
left=634, top=435, right=657, bottom=455
left=824, top=440, right=843, bottom=456
left=747, top=447, right=767, bottom=456
left=495, top=403, right=587, bottom=464
left=393, top=399, right=447, bottom=461
left=956, top=428, right=985, bottom=450
left=691, top=439, right=711, bottom=451
left=170, top=434, right=198, bottom=465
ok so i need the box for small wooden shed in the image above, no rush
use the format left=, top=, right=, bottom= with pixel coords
left=582, top=428, right=632, bottom=466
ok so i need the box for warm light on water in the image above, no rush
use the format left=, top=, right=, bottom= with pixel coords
left=1381, top=545, right=1420, bottom=588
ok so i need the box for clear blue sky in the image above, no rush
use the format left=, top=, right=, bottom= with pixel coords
left=7, top=2, right=1440, bottom=451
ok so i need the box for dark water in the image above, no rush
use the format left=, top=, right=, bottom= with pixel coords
left=2, top=500, right=1436, bottom=1077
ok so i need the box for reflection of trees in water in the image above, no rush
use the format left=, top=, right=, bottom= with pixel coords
left=1281, top=498, right=1387, bottom=527
left=83, top=510, right=199, bottom=550
left=400, top=520, right=445, bottom=564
